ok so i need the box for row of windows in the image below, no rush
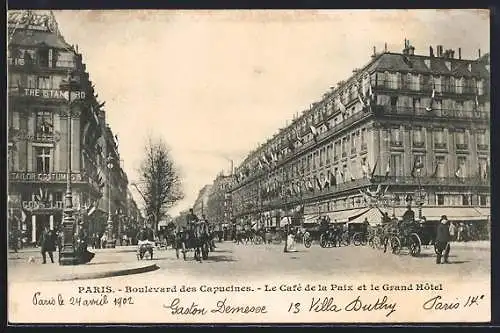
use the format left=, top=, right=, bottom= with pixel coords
left=374, top=72, right=486, bottom=95
left=248, top=153, right=489, bottom=196
left=8, top=73, right=65, bottom=90
left=246, top=94, right=488, bottom=170
left=8, top=48, right=75, bottom=69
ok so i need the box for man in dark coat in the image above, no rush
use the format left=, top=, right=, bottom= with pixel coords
left=402, top=204, right=415, bottom=223
left=435, top=215, right=451, bottom=264
left=186, top=208, right=199, bottom=230
left=40, top=226, right=56, bottom=264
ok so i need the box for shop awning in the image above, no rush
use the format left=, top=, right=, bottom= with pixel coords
left=326, top=208, right=366, bottom=223
left=420, top=207, right=490, bottom=221
left=303, top=214, right=320, bottom=224
left=348, top=208, right=384, bottom=225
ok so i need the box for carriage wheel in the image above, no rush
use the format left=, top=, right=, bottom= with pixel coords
left=409, top=233, right=422, bottom=257
left=319, top=234, right=327, bottom=248
left=390, top=236, right=401, bottom=255
left=361, top=234, right=368, bottom=246
left=352, top=233, right=362, bottom=246
left=275, top=235, right=282, bottom=245
left=341, top=234, right=349, bottom=246
left=376, top=236, right=385, bottom=250
left=369, top=236, right=375, bottom=248
left=304, top=236, right=312, bottom=248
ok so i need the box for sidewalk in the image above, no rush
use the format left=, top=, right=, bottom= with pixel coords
left=8, top=246, right=159, bottom=282
left=449, top=240, right=490, bottom=250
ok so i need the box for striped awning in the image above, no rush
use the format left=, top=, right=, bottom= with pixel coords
left=325, top=208, right=367, bottom=223
left=348, top=208, right=384, bottom=225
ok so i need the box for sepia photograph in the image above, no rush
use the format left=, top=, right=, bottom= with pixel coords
left=7, top=9, right=491, bottom=324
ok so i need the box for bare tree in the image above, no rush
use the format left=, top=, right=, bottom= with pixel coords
left=137, top=137, right=184, bottom=231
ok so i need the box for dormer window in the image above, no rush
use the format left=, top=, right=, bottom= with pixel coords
left=445, top=61, right=451, bottom=71
left=424, top=59, right=431, bottom=69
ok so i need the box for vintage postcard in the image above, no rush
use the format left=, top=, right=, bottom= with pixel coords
left=7, top=9, right=491, bottom=324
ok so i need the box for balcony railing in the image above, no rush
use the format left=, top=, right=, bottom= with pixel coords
left=375, top=81, right=481, bottom=95
left=434, top=142, right=447, bottom=150
left=8, top=57, right=74, bottom=69
left=371, top=175, right=489, bottom=186
left=412, top=141, right=425, bottom=148
left=375, top=105, right=490, bottom=120
left=391, top=141, right=403, bottom=147
left=477, top=144, right=489, bottom=151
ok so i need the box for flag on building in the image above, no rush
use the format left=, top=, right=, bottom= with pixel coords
left=361, top=160, right=369, bottom=177
left=384, top=158, right=391, bottom=179
left=430, top=162, right=439, bottom=178
left=425, top=88, right=436, bottom=112
left=336, top=98, right=346, bottom=115
left=315, top=176, right=322, bottom=191
left=348, top=167, right=355, bottom=181
left=294, top=129, right=303, bottom=144
left=87, top=200, right=97, bottom=216
left=411, top=157, right=424, bottom=178
left=307, top=180, right=314, bottom=192
left=310, top=125, right=318, bottom=137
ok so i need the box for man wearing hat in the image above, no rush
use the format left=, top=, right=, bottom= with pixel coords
left=435, top=215, right=451, bottom=264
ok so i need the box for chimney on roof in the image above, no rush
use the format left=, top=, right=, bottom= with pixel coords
left=373, top=46, right=376, bottom=56
left=437, top=45, right=443, bottom=57
left=458, top=48, right=461, bottom=60
left=384, top=43, right=388, bottom=52
left=478, top=49, right=481, bottom=58
left=429, top=46, right=434, bottom=57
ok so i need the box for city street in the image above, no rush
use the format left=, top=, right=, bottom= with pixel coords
left=8, top=240, right=490, bottom=283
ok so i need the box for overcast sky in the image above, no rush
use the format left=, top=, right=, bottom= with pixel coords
left=51, top=9, right=489, bottom=216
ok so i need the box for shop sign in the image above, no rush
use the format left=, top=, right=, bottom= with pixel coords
left=23, top=88, right=86, bottom=100
left=10, top=172, right=83, bottom=182
left=22, top=200, right=64, bottom=211
left=21, top=187, right=64, bottom=212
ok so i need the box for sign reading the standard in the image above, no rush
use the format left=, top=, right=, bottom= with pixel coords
left=23, top=88, right=86, bottom=100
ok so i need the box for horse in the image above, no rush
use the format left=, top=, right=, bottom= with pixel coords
left=176, top=222, right=211, bottom=262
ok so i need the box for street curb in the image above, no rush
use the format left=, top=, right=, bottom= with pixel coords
left=47, top=264, right=160, bottom=282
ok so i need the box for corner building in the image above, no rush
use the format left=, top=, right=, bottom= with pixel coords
left=229, top=42, right=490, bottom=232
left=7, top=10, right=130, bottom=244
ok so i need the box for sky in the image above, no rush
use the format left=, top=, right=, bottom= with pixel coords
left=50, top=9, right=489, bottom=216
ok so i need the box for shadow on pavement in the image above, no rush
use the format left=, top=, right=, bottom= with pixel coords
left=86, top=261, right=123, bottom=265
left=203, top=255, right=237, bottom=263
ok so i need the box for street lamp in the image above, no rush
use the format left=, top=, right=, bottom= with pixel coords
left=414, top=161, right=425, bottom=219
left=105, top=154, right=115, bottom=247
left=59, top=71, right=86, bottom=265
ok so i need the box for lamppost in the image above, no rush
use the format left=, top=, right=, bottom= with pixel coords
left=414, top=162, right=425, bottom=219
left=59, top=71, right=86, bottom=265
left=105, top=154, right=115, bottom=247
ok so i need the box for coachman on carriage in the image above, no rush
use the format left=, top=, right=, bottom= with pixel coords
left=175, top=209, right=213, bottom=262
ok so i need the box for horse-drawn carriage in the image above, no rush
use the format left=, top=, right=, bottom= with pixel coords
left=383, top=220, right=423, bottom=257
